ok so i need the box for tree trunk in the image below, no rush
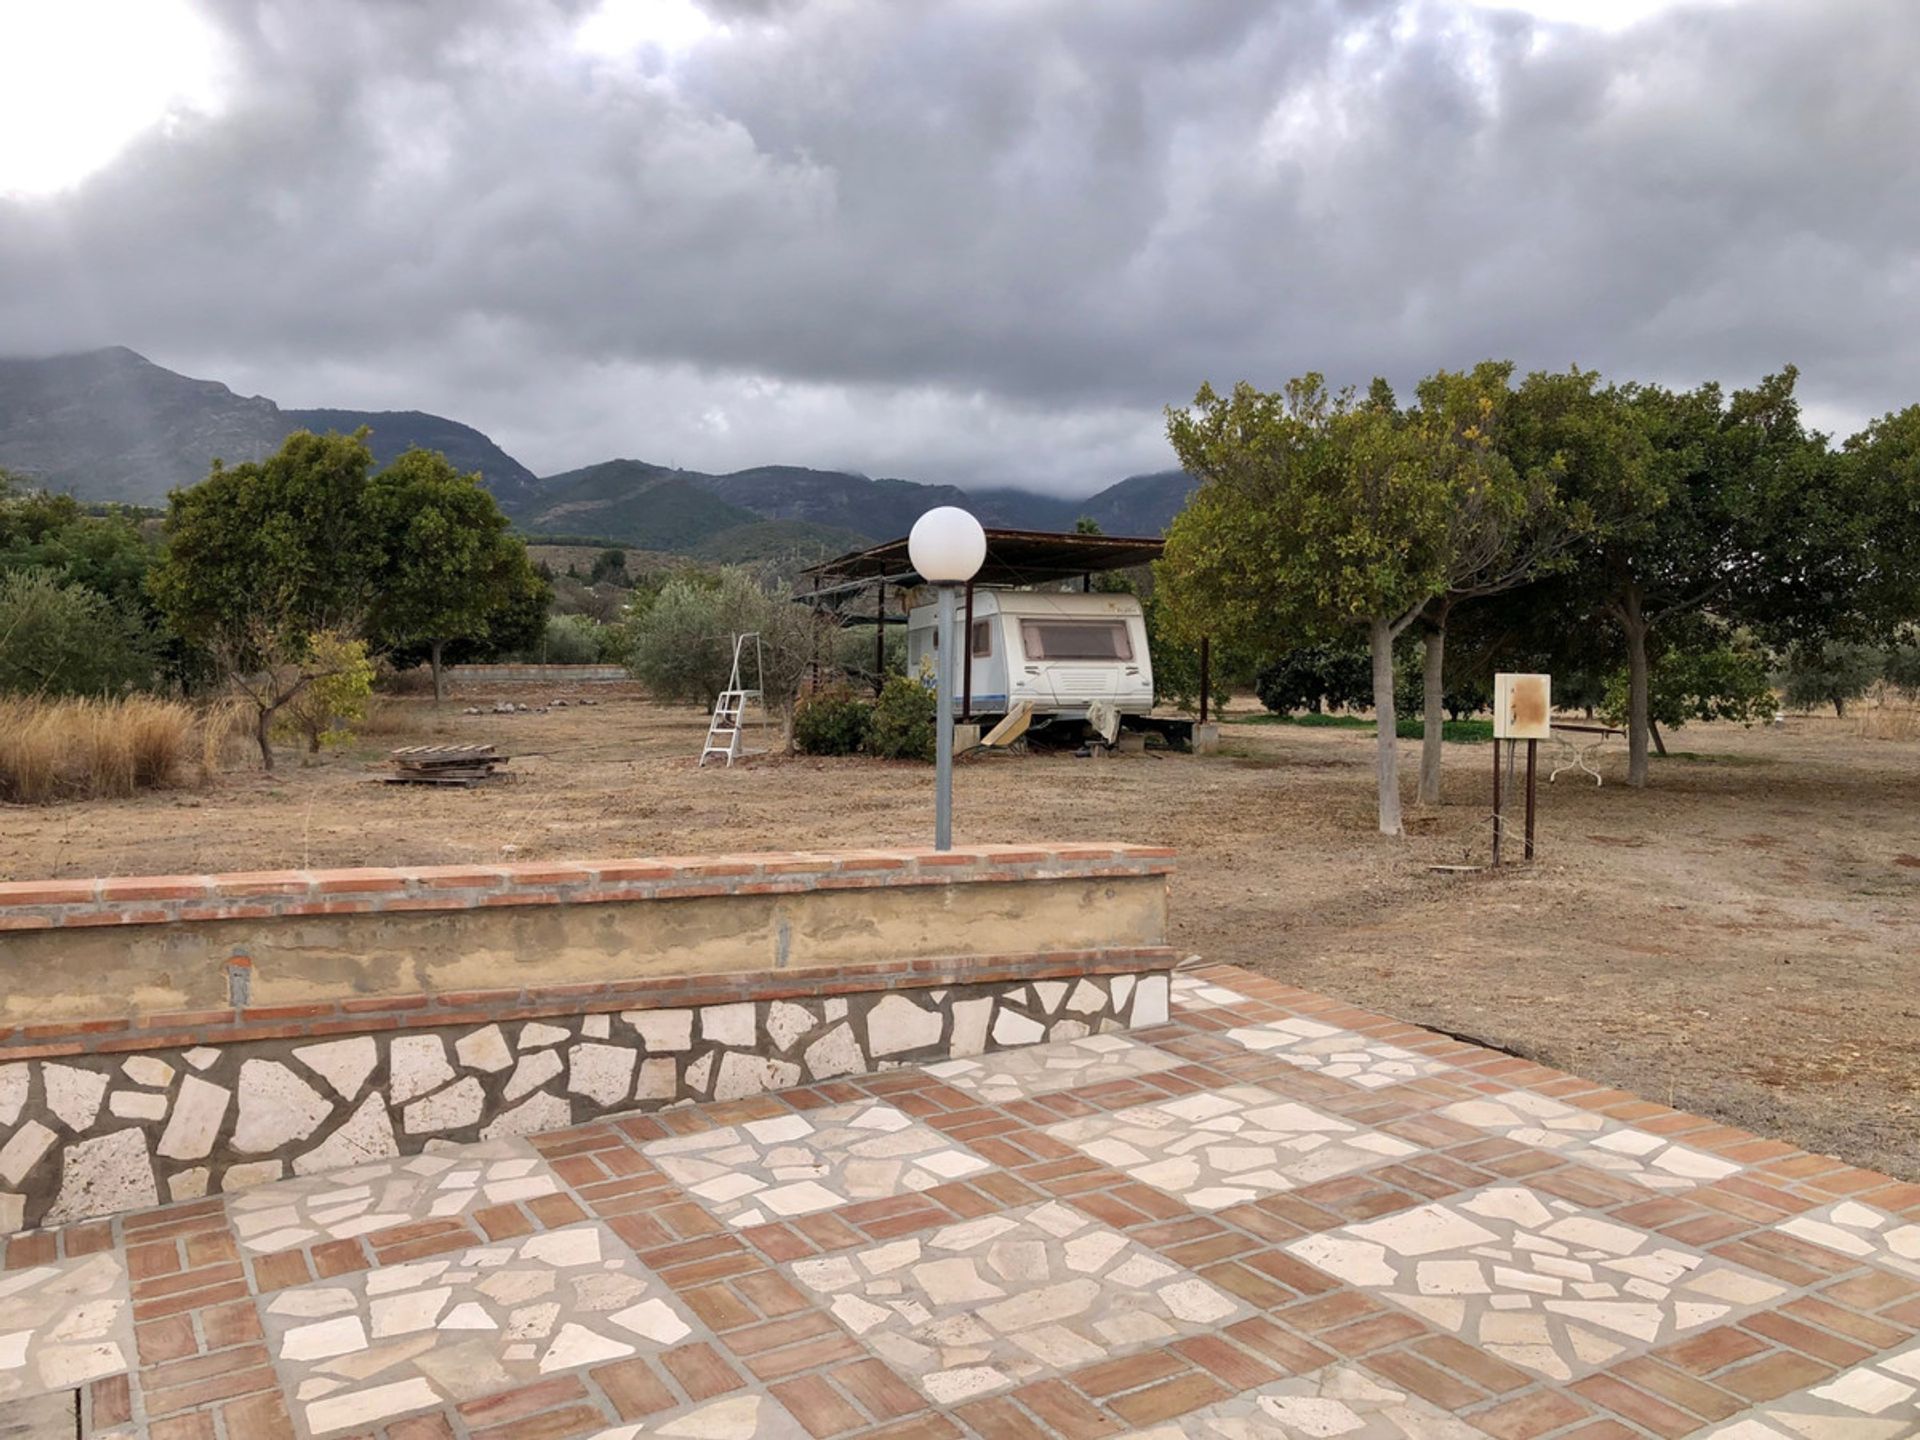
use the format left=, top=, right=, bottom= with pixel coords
left=1834, top=695, right=1846, bottom=718
left=1370, top=616, right=1402, bottom=836
left=1418, top=605, right=1449, bottom=808
left=254, top=707, right=275, bottom=772
left=1650, top=718, right=1668, bottom=757
left=1621, top=588, right=1651, bottom=788
left=431, top=640, right=445, bottom=707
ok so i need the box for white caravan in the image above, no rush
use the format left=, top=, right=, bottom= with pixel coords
left=905, top=590, right=1153, bottom=723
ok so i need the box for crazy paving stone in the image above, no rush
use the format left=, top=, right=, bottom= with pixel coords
left=229, top=1138, right=560, bottom=1253
left=1440, top=1089, right=1743, bottom=1191
left=923, top=1032, right=1182, bottom=1105
left=1046, top=1084, right=1421, bottom=1210
left=787, top=1199, right=1250, bottom=1405
left=1699, top=1336, right=1920, bottom=1438
left=0, top=1248, right=132, bottom=1405
left=1118, top=1359, right=1485, bottom=1438
left=1288, top=1183, right=1792, bottom=1383
left=261, top=1221, right=696, bottom=1435
left=644, top=1099, right=991, bottom=1229
left=1220, top=1017, right=1454, bottom=1090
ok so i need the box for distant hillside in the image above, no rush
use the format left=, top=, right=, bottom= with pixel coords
left=691, top=519, right=873, bottom=567
left=1, top=348, right=1201, bottom=551
left=1074, top=470, right=1200, bottom=534
left=282, top=408, right=541, bottom=510
left=526, top=460, right=763, bottom=552
left=690, top=466, right=977, bottom=540
left=0, top=347, right=285, bottom=503
left=0, top=348, right=538, bottom=507
left=572, top=462, right=1196, bottom=551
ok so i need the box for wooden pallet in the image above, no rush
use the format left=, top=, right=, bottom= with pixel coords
left=385, top=743, right=511, bottom=787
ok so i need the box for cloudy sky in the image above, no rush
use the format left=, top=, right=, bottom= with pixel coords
left=1, top=0, right=1913, bottom=494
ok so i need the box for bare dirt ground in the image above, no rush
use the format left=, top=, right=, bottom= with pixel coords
left=4, top=685, right=1916, bottom=1181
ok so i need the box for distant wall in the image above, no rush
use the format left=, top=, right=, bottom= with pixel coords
left=0, top=845, right=1174, bottom=1230
left=444, top=663, right=628, bottom=684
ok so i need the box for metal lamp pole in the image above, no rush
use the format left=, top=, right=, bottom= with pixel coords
left=934, top=582, right=957, bottom=850
left=908, top=507, right=986, bottom=854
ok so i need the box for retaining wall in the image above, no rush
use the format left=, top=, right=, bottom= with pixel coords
left=443, top=663, right=629, bottom=684
left=0, top=846, right=1174, bottom=1231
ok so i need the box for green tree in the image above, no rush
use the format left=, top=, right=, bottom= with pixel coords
left=1161, top=371, right=1543, bottom=834
left=1509, top=369, right=1838, bottom=786
left=1405, top=365, right=1584, bottom=805
left=1255, top=643, right=1374, bottom=715
left=1603, top=628, right=1777, bottom=741
left=149, top=430, right=385, bottom=769
left=1840, top=406, right=1920, bottom=635
left=366, top=449, right=543, bottom=703
left=623, top=568, right=818, bottom=739
left=0, top=570, right=158, bottom=697
left=1780, top=641, right=1883, bottom=717
left=272, top=631, right=375, bottom=751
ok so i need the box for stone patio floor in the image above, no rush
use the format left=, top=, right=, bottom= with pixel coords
left=4, top=963, right=1919, bottom=1439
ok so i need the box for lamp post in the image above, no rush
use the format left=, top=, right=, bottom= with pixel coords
left=907, top=507, right=986, bottom=851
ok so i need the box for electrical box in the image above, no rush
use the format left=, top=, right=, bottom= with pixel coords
left=1494, top=673, right=1551, bottom=740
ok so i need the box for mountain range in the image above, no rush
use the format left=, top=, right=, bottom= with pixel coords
left=0, top=348, right=1197, bottom=559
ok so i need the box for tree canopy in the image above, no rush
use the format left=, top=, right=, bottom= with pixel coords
left=366, top=448, right=545, bottom=701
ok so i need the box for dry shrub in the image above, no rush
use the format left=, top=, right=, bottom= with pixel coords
left=0, top=696, right=194, bottom=804
left=375, top=662, right=438, bottom=696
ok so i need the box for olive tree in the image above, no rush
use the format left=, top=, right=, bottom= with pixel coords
left=1160, top=370, right=1542, bottom=835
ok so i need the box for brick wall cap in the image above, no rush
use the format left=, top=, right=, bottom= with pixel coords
left=0, top=844, right=1175, bottom=930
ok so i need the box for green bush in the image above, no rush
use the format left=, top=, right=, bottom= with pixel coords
left=866, top=675, right=935, bottom=762
left=1255, top=643, right=1373, bottom=715
left=793, top=686, right=872, bottom=756
left=271, top=631, right=375, bottom=752
left=538, top=614, right=616, bottom=664
left=0, top=570, right=157, bottom=697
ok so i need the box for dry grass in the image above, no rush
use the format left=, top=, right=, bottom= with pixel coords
left=358, top=696, right=442, bottom=739
left=0, top=696, right=198, bottom=804
left=1850, top=688, right=1920, bottom=741
left=196, top=697, right=252, bottom=784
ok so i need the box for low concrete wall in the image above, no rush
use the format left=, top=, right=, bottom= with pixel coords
left=0, top=846, right=1174, bottom=1231
left=444, top=663, right=629, bottom=683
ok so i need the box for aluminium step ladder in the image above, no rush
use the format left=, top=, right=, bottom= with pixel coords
left=699, top=632, right=766, bottom=767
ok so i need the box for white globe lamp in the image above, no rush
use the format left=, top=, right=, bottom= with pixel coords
left=908, top=507, right=985, bottom=850
left=908, top=507, right=987, bottom=584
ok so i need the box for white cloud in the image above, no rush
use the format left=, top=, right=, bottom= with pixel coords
left=0, top=0, right=227, bottom=198
left=0, top=0, right=1906, bottom=485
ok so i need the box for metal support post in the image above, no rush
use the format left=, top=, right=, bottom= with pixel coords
left=1524, top=738, right=1538, bottom=861
left=934, top=584, right=956, bottom=851
left=961, top=580, right=975, bottom=721
left=1491, top=738, right=1504, bottom=866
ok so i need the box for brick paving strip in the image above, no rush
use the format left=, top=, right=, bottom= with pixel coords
left=2, top=962, right=1918, bottom=1439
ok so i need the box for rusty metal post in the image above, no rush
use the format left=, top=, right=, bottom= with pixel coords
left=1082, top=572, right=1091, bottom=593
left=1199, top=636, right=1212, bottom=724
left=808, top=576, right=821, bottom=689
left=1491, top=738, right=1504, bottom=866
left=873, top=581, right=886, bottom=696
left=961, top=580, right=975, bottom=720
left=1524, top=738, right=1538, bottom=861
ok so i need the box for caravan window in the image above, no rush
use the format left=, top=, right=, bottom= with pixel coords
left=971, top=621, right=992, bottom=657
left=1020, top=619, right=1133, bottom=661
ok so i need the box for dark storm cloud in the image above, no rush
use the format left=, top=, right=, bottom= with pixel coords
left=2, top=0, right=1915, bottom=489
